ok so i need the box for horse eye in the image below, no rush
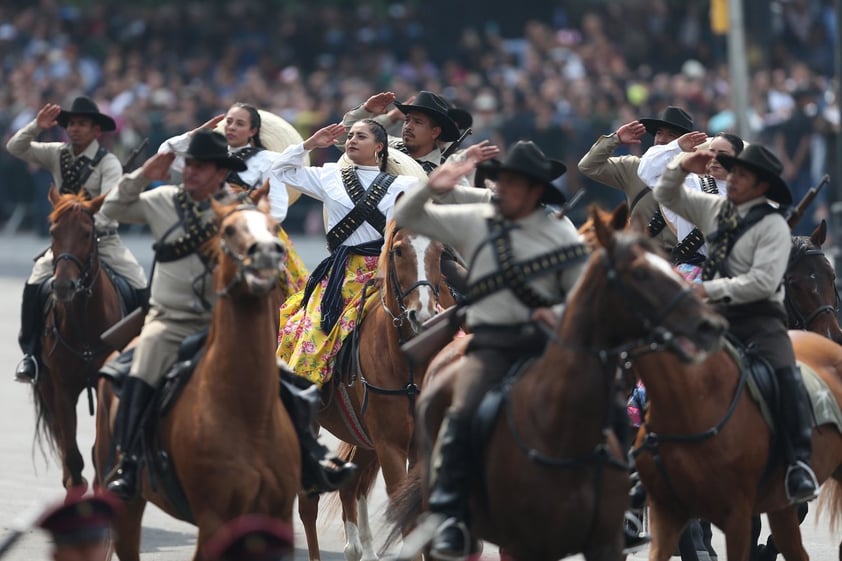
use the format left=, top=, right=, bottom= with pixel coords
left=394, top=248, right=403, bottom=257
left=224, top=225, right=236, bottom=237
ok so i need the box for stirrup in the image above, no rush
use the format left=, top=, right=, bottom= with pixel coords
left=623, top=510, right=650, bottom=554
left=14, top=355, right=39, bottom=385
left=785, top=460, right=819, bottom=504
left=430, top=517, right=471, bottom=561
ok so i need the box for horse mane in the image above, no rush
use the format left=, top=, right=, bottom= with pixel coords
left=376, top=219, right=399, bottom=279
left=48, top=192, right=92, bottom=224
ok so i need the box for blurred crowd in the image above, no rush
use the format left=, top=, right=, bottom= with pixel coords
left=0, top=0, right=839, bottom=236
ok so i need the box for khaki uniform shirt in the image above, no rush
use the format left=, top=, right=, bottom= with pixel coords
left=654, top=163, right=789, bottom=305
left=395, top=183, right=584, bottom=327
left=101, top=168, right=240, bottom=384
left=7, top=120, right=146, bottom=287
left=578, top=133, right=677, bottom=250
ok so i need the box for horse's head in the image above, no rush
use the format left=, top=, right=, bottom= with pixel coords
left=785, top=220, right=842, bottom=343
left=210, top=197, right=286, bottom=297
left=380, top=222, right=444, bottom=333
left=578, top=205, right=727, bottom=363
left=48, top=186, right=105, bottom=302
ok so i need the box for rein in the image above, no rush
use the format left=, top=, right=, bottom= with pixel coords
left=784, top=246, right=840, bottom=330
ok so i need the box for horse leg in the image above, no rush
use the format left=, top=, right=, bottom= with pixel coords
left=720, top=509, right=753, bottom=561
left=41, top=381, right=87, bottom=490
left=112, top=498, right=146, bottom=561
left=299, top=491, right=321, bottom=561
left=766, top=506, right=808, bottom=561
left=341, top=447, right=379, bottom=561
left=646, top=504, right=688, bottom=561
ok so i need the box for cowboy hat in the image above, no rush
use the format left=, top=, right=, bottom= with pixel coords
left=477, top=140, right=568, bottom=205
left=394, top=91, right=461, bottom=142
left=639, top=106, right=694, bottom=137
left=57, top=96, right=116, bottom=132
left=179, top=131, right=247, bottom=171
left=716, top=144, right=792, bottom=205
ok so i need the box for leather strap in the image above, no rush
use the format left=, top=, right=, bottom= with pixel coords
left=59, top=146, right=107, bottom=195
left=325, top=167, right=394, bottom=251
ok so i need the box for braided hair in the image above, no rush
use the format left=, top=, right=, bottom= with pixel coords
left=231, top=102, right=264, bottom=148
left=360, top=118, right=389, bottom=172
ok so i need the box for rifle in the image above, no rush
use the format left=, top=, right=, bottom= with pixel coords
left=401, top=305, right=466, bottom=365
left=440, top=127, right=473, bottom=162
left=100, top=306, right=146, bottom=350
left=787, top=173, right=829, bottom=229
left=122, top=137, right=149, bottom=173
left=554, top=186, right=585, bottom=218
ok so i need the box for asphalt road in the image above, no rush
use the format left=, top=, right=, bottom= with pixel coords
left=0, top=232, right=836, bottom=560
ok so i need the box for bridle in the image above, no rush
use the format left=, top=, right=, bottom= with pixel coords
left=784, top=244, right=840, bottom=330
left=215, top=204, right=284, bottom=297
left=51, top=208, right=100, bottom=297
left=380, top=233, right=440, bottom=328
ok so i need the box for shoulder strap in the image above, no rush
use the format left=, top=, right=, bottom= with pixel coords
left=670, top=176, right=721, bottom=264
left=629, top=186, right=652, bottom=213
left=153, top=189, right=218, bottom=263
left=711, top=204, right=781, bottom=279
left=325, top=168, right=394, bottom=251
left=226, top=146, right=264, bottom=189
left=59, top=146, right=108, bottom=195
left=467, top=216, right=582, bottom=308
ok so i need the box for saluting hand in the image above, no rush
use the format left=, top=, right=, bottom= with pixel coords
left=303, top=123, right=346, bottom=150
left=679, top=150, right=715, bottom=175
left=35, top=104, right=62, bottom=130
left=462, top=140, right=500, bottom=164
left=616, top=121, right=647, bottom=144
left=363, top=92, right=397, bottom=115
left=193, top=114, right=225, bottom=135
left=140, top=152, right=175, bottom=182
left=427, top=159, right=477, bottom=194
left=677, top=131, right=709, bottom=152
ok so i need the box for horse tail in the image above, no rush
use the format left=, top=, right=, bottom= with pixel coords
left=381, top=463, right=424, bottom=553
left=32, top=382, right=59, bottom=459
left=817, top=474, right=842, bottom=536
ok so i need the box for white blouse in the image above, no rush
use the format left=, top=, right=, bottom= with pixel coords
left=158, top=132, right=290, bottom=222
left=270, top=143, right=420, bottom=247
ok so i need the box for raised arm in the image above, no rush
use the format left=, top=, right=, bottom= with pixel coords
left=101, top=152, right=175, bottom=224
left=6, top=104, right=63, bottom=168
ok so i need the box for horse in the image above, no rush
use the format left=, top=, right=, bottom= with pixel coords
left=298, top=221, right=452, bottom=561
left=34, top=187, right=123, bottom=490
left=385, top=207, right=728, bottom=561
left=93, top=199, right=300, bottom=561
left=785, top=220, right=842, bottom=344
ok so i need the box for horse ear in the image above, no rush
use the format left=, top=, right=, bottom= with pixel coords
left=48, top=184, right=61, bottom=206
left=89, top=193, right=107, bottom=214
left=610, top=202, right=629, bottom=231
left=810, top=219, right=827, bottom=247
left=249, top=179, right=270, bottom=205
left=591, top=205, right=615, bottom=250
left=628, top=209, right=648, bottom=236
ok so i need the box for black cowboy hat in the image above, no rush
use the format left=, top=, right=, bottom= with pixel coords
left=394, top=91, right=461, bottom=142
left=57, top=96, right=116, bottom=132
left=716, top=144, right=792, bottom=205
left=443, top=98, right=473, bottom=131
left=639, top=106, right=694, bottom=137
left=477, top=140, right=568, bottom=205
left=178, top=130, right=247, bottom=171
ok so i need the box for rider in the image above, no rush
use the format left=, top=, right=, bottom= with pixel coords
left=394, top=141, right=606, bottom=560
left=158, top=102, right=309, bottom=293
left=100, top=131, right=351, bottom=500
left=5, top=96, right=148, bottom=383
left=655, top=143, right=820, bottom=504
left=578, top=105, right=695, bottom=253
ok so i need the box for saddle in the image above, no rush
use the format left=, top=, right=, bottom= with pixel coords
left=102, top=262, right=147, bottom=316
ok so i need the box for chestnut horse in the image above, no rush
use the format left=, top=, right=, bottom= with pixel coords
left=93, top=200, right=300, bottom=561
left=35, top=187, right=123, bottom=490
left=386, top=208, right=728, bottom=561
left=785, top=220, right=842, bottom=344
left=299, top=221, right=451, bottom=561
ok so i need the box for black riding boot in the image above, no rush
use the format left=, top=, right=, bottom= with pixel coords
left=15, top=283, right=44, bottom=383
left=107, top=377, right=155, bottom=500
left=279, top=373, right=356, bottom=495
left=613, top=399, right=651, bottom=554
left=776, top=366, right=819, bottom=503
left=429, top=412, right=473, bottom=561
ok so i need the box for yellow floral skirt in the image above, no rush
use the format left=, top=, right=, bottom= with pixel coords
left=278, top=227, right=309, bottom=295
left=277, top=253, right=380, bottom=387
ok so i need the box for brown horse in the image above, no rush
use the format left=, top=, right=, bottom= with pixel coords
left=34, top=187, right=123, bottom=490
left=785, top=220, right=842, bottom=344
left=299, top=222, right=451, bottom=561
left=386, top=208, right=728, bottom=561
left=93, top=200, right=300, bottom=561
